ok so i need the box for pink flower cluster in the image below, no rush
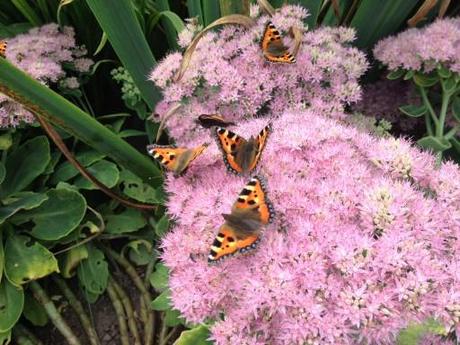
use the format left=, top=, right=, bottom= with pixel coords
left=0, top=23, right=93, bottom=127
left=149, top=5, right=367, bottom=142
left=374, top=17, right=460, bottom=73
left=161, top=110, right=460, bottom=345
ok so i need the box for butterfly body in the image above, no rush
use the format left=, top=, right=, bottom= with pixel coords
left=197, top=114, right=235, bottom=128
left=214, top=124, right=271, bottom=175
left=208, top=176, right=275, bottom=263
left=261, top=22, right=296, bottom=64
left=0, top=41, right=7, bottom=58
left=147, top=143, right=207, bottom=176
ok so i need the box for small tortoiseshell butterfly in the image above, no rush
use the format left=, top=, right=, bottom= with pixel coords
left=261, top=22, right=296, bottom=64
left=214, top=124, right=271, bottom=175
left=208, top=176, right=275, bottom=263
left=147, top=143, right=208, bottom=177
left=0, top=41, right=7, bottom=58
left=197, top=114, right=235, bottom=129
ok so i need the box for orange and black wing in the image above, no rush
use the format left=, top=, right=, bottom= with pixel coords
left=248, top=124, right=271, bottom=172
left=0, top=41, right=7, bottom=58
left=214, top=127, right=246, bottom=174
left=147, top=144, right=207, bottom=175
left=197, top=114, right=235, bottom=128
left=261, top=22, right=295, bottom=64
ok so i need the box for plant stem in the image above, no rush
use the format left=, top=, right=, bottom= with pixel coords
left=29, top=281, right=82, bottom=345
left=103, top=246, right=155, bottom=345
left=52, top=276, right=101, bottom=345
left=419, top=86, right=439, bottom=127
left=437, top=89, right=452, bottom=137
left=158, top=317, right=169, bottom=345
left=110, top=277, right=142, bottom=345
left=162, top=326, right=180, bottom=345
left=106, top=281, right=130, bottom=345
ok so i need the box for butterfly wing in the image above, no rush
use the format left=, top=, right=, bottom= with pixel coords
left=0, top=41, right=6, bottom=58
left=197, top=114, right=235, bottom=128
left=247, top=124, right=271, bottom=172
left=261, top=22, right=296, bottom=64
left=208, top=176, right=275, bottom=263
left=147, top=144, right=207, bottom=175
left=214, top=127, right=246, bottom=174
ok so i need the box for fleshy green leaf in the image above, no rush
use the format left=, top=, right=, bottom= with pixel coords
left=23, top=292, right=48, bottom=327
left=403, top=70, right=415, bottom=80
left=50, top=150, right=105, bottom=184
left=123, top=240, right=153, bottom=266
left=0, top=278, right=23, bottom=332
left=452, top=97, right=460, bottom=122
left=387, top=69, right=405, bottom=80
left=437, top=65, right=452, bottom=79
left=105, top=208, right=147, bottom=234
left=77, top=246, right=108, bottom=296
left=164, top=309, right=183, bottom=327
left=0, top=329, right=11, bottom=345
left=60, top=245, right=89, bottom=278
left=399, top=104, right=427, bottom=118
left=149, top=262, right=169, bottom=292
left=0, top=136, right=50, bottom=198
left=150, top=289, right=171, bottom=311
left=74, top=160, right=120, bottom=190
left=119, top=169, right=162, bottom=204
left=173, top=325, right=213, bottom=345
left=155, top=215, right=170, bottom=237
left=13, top=189, right=86, bottom=241
left=0, top=163, right=5, bottom=185
left=413, top=73, right=438, bottom=88
left=0, top=193, right=48, bottom=225
left=442, top=76, right=457, bottom=95
left=417, top=136, right=452, bottom=152
left=4, top=234, right=59, bottom=285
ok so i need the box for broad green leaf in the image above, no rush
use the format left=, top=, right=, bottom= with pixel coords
left=0, top=163, right=5, bottom=185
left=165, top=309, right=183, bottom=327
left=397, top=319, right=445, bottom=345
left=413, top=73, right=439, bottom=88
left=417, top=136, right=452, bottom=152
left=437, top=64, right=452, bottom=79
left=23, top=293, right=48, bottom=327
left=0, top=22, right=33, bottom=38
left=77, top=246, right=108, bottom=296
left=60, top=245, right=89, bottom=278
left=0, top=278, right=23, bottom=332
left=149, top=262, right=169, bottom=292
left=11, top=0, right=42, bottom=26
left=105, top=208, right=147, bottom=234
left=201, top=0, right=220, bottom=26
left=0, top=59, right=161, bottom=187
left=13, top=189, right=86, bottom=241
left=442, top=76, right=457, bottom=95
left=404, top=70, right=415, bottom=81
left=4, top=234, right=59, bottom=285
left=120, top=169, right=162, bottom=203
left=387, top=69, right=405, bottom=80
left=150, top=289, right=171, bottom=311
left=173, top=325, right=213, bottom=345
left=452, top=97, right=460, bottom=122
left=74, top=160, right=120, bottom=190
left=0, top=193, right=48, bottom=225
left=0, top=133, right=12, bottom=151
left=85, top=0, right=161, bottom=109
left=155, top=215, right=170, bottom=237
left=123, top=240, right=153, bottom=266
left=187, top=0, right=204, bottom=25
left=399, top=105, right=427, bottom=118
left=50, top=150, right=105, bottom=184
left=0, top=136, right=50, bottom=198
left=0, top=329, right=11, bottom=345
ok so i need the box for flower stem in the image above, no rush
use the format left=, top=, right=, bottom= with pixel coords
left=29, top=281, right=82, bottom=345
left=418, top=86, right=439, bottom=128
left=106, top=281, right=130, bottom=345
left=437, top=88, right=452, bottom=137
left=52, top=275, right=101, bottom=345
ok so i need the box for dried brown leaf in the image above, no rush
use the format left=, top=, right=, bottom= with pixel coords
left=407, top=0, right=439, bottom=27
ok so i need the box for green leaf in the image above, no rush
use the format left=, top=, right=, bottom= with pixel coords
left=123, top=240, right=153, bottom=266
left=85, top=0, right=161, bottom=109
left=149, top=262, right=169, bottom=292
left=201, top=0, right=221, bottom=26
left=0, top=193, right=48, bottom=225
left=0, top=133, right=12, bottom=151
left=60, top=245, right=89, bottom=278
left=105, top=208, right=147, bottom=234
left=437, top=64, right=452, bottom=79
left=74, top=160, right=120, bottom=190
left=0, top=231, right=3, bottom=283
left=452, top=97, right=460, bottom=122
left=50, top=150, right=105, bottom=184
left=13, top=189, right=86, bottom=241
left=11, top=0, right=43, bottom=26
left=0, top=278, right=23, bottom=332
left=397, top=319, right=445, bottom=345
left=94, top=31, right=108, bottom=55
left=413, top=73, right=439, bottom=88
left=150, top=289, right=171, bottom=311
left=0, top=329, right=11, bottom=345
left=77, top=246, right=108, bottom=296
left=155, top=215, right=170, bottom=237
left=0, top=59, right=161, bottom=187
left=403, top=70, right=415, bottom=80
left=186, top=0, right=204, bottom=25
left=173, top=325, right=213, bottom=345
left=119, top=169, right=162, bottom=204
left=417, top=136, right=452, bottom=152
left=165, top=309, right=183, bottom=327
left=4, top=234, right=59, bottom=285
left=23, top=292, right=48, bottom=327
left=0, top=163, right=5, bottom=185
left=387, top=69, right=405, bottom=80
left=399, top=104, right=427, bottom=118
left=0, top=136, right=50, bottom=198
left=442, top=76, right=457, bottom=95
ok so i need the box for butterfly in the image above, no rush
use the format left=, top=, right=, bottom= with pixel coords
left=196, top=114, right=235, bottom=129
left=261, top=22, right=296, bottom=64
left=214, top=124, right=271, bottom=175
left=147, top=143, right=208, bottom=176
left=0, top=41, right=7, bottom=58
left=208, top=176, right=275, bottom=263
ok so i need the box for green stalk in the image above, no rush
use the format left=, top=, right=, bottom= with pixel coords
left=0, top=59, right=161, bottom=187
left=106, top=281, right=129, bottom=345
left=437, top=90, right=452, bottom=137
left=29, top=281, right=82, bottom=345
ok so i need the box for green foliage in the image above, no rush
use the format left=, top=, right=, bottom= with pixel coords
left=77, top=245, right=108, bottom=300
left=0, top=278, right=23, bottom=332
left=174, top=325, right=213, bottom=345
left=105, top=208, right=147, bottom=234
